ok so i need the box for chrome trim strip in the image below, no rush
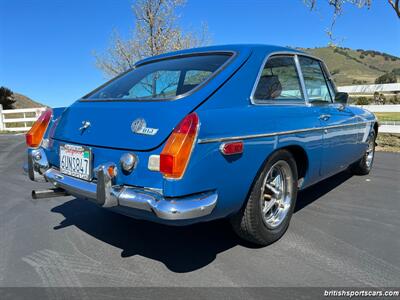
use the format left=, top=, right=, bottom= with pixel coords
left=198, top=121, right=374, bottom=144
left=135, top=50, right=237, bottom=68
left=294, top=54, right=309, bottom=104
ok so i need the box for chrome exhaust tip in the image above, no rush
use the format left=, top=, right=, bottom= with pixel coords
left=31, top=188, right=69, bottom=199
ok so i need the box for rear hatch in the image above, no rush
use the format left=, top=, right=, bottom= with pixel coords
left=53, top=49, right=251, bottom=151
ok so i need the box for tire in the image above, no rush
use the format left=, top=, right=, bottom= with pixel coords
left=350, top=129, right=376, bottom=175
left=230, top=150, right=298, bottom=246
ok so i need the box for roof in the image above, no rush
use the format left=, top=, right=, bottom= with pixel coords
left=135, top=44, right=303, bottom=66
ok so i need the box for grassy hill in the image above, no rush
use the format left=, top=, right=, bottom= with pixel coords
left=12, top=93, right=44, bottom=109
left=5, top=47, right=400, bottom=107
left=302, top=47, right=400, bottom=86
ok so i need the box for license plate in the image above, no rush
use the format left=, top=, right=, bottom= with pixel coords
left=60, top=144, right=92, bottom=181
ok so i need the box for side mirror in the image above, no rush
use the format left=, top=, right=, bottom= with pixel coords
left=334, top=92, right=349, bottom=105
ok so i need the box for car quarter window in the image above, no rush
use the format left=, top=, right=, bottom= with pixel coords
left=253, top=56, right=304, bottom=102
left=298, top=56, right=332, bottom=103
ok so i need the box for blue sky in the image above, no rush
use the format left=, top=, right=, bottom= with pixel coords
left=1, top=0, right=399, bottom=107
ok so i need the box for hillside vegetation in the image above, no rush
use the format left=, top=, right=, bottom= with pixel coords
left=5, top=47, right=400, bottom=108
left=11, top=93, right=44, bottom=109
left=302, top=47, right=400, bottom=86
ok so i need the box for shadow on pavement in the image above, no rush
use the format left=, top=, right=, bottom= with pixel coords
left=51, top=169, right=353, bottom=272
left=295, top=169, right=353, bottom=213
left=51, top=200, right=254, bottom=272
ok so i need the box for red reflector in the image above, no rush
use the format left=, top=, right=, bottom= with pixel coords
left=220, top=141, right=244, bottom=155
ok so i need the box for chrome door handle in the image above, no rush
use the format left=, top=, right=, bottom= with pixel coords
left=319, top=114, right=331, bottom=121
left=337, top=104, right=346, bottom=111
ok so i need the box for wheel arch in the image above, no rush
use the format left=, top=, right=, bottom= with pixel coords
left=373, top=121, right=379, bottom=135
left=230, top=144, right=308, bottom=218
left=278, top=145, right=309, bottom=180
left=252, top=144, right=309, bottom=188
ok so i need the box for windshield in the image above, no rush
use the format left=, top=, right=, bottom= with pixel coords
left=84, top=53, right=232, bottom=101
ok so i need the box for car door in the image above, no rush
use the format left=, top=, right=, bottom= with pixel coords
left=298, top=56, right=359, bottom=177
left=251, top=54, right=325, bottom=187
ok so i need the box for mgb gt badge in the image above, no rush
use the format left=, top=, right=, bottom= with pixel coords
left=131, top=118, right=159, bottom=136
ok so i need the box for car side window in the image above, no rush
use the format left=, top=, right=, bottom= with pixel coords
left=298, top=56, right=332, bottom=103
left=253, top=56, right=304, bottom=102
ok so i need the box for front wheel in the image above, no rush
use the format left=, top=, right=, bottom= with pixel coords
left=351, top=130, right=376, bottom=175
left=230, top=150, right=298, bottom=246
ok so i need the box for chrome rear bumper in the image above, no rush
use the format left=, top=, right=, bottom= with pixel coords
left=26, top=148, right=49, bottom=182
left=26, top=148, right=217, bottom=220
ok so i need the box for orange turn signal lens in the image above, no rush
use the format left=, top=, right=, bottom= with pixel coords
left=160, top=113, right=199, bottom=179
left=25, top=108, right=52, bottom=148
left=107, top=165, right=117, bottom=178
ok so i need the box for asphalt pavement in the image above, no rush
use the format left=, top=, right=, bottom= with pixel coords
left=0, top=134, right=399, bottom=287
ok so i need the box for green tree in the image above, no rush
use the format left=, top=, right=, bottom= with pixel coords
left=375, top=73, right=398, bottom=84
left=94, top=0, right=210, bottom=77
left=355, top=97, right=370, bottom=105
left=389, top=94, right=400, bottom=104
left=0, top=87, right=16, bottom=109
left=392, top=68, right=400, bottom=76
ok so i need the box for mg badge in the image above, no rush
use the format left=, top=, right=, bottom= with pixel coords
left=131, top=118, right=158, bottom=136
left=131, top=118, right=146, bottom=132
left=79, top=121, right=91, bottom=133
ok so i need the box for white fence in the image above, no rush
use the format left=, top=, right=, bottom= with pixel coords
left=353, top=104, right=400, bottom=113
left=0, top=105, right=46, bottom=132
left=378, top=125, right=400, bottom=134
left=0, top=104, right=399, bottom=133
left=338, top=83, right=400, bottom=94
left=353, top=105, right=400, bottom=133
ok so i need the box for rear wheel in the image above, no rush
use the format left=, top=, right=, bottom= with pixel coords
left=230, top=150, right=298, bottom=246
left=351, top=130, right=376, bottom=175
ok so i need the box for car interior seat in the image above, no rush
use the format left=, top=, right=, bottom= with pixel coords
left=254, top=75, right=282, bottom=100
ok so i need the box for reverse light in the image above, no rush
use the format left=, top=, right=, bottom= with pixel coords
left=148, top=155, right=160, bottom=171
left=25, top=109, right=53, bottom=148
left=160, top=112, right=199, bottom=179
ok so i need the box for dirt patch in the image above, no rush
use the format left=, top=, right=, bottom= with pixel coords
left=376, top=133, right=400, bottom=153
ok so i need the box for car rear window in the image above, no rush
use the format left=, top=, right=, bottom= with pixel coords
left=84, top=54, right=232, bottom=101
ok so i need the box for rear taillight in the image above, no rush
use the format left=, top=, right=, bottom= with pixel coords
left=160, top=112, right=199, bottom=179
left=25, top=108, right=52, bottom=148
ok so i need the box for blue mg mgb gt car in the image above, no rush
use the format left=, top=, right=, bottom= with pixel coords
left=25, top=44, right=378, bottom=245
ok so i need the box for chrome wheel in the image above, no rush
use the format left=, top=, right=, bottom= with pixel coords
left=365, top=134, right=375, bottom=169
left=260, top=160, right=294, bottom=229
